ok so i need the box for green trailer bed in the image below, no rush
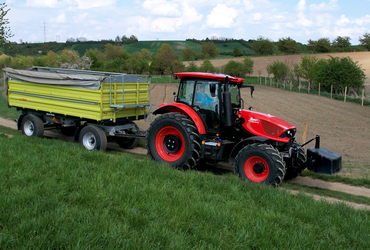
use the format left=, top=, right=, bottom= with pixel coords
left=5, top=67, right=151, bottom=122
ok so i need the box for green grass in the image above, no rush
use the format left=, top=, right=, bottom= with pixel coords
left=124, top=41, right=201, bottom=59
left=1, top=134, right=370, bottom=249
left=215, top=42, right=255, bottom=56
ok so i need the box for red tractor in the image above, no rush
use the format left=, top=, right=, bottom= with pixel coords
left=146, top=72, right=341, bottom=185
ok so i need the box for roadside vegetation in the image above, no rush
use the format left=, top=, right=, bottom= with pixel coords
left=0, top=133, right=370, bottom=249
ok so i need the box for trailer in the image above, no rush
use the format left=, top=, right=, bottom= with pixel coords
left=5, top=67, right=152, bottom=150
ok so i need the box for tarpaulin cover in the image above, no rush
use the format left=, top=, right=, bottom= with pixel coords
left=4, top=67, right=104, bottom=90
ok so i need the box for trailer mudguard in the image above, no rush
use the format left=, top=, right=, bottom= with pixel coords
left=153, top=103, right=206, bottom=134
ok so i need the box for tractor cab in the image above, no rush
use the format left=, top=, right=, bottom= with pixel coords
left=175, top=73, right=243, bottom=133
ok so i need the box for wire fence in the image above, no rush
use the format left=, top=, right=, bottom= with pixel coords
left=245, top=76, right=370, bottom=107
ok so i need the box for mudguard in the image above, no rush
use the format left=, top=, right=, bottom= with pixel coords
left=153, top=103, right=206, bottom=134
left=229, top=136, right=271, bottom=165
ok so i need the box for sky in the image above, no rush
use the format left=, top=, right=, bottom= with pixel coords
left=5, top=0, right=370, bottom=45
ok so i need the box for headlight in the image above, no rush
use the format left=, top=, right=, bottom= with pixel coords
left=280, top=128, right=296, bottom=138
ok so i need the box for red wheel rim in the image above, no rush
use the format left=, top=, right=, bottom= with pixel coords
left=244, top=156, right=269, bottom=182
left=155, top=126, right=185, bottom=162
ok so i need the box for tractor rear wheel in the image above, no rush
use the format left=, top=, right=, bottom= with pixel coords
left=146, top=113, right=201, bottom=170
left=235, top=143, right=286, bottom=186
left=284, top=142, right=307, bottom=180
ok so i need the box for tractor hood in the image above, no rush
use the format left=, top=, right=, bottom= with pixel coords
left=239, top=110, right=296, bottom=143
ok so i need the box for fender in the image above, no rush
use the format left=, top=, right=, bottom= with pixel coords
left=153, top=103, right=206, bottom=134
left=229, top=136, right=272, bottom=166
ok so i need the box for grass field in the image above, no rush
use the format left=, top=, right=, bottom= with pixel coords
left=1, top=133, right=370, bottom=249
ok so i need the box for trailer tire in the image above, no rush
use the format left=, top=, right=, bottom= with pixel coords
left=235, top=143, right=286, bottom=186
left=21, top=114, right=44, bottom=138
left=284, top=142, right=307, bottom=180
left=79, top=125, right=107, bottom=151
left=146, top=113, right=201, bottom=170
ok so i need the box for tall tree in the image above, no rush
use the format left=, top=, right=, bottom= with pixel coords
left=200, top=42, right=219, bottom=58
left=277, top=37, right=300, bottom=54
left=243, top=57, right=254, bottom=76
left=251, top=36, right=274, bottom=55
left=266, top=61, right=289, bottom=83
left=0, top=3, right=13, bottom=49
left=152, top=43, right=183, bottom=75
left=332, top=36, right=351, bottom=49
left=307, top=38, right=331, bottom=53
left=359, top=33, right=370, bottom=50
left=182, top=46, right=196, bottom=61
left=300, top=55, right=318, bottom=87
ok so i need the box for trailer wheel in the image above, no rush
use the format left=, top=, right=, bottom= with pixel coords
left=21, top=114, right=44, bottom=138
left=79, top=125, right=107, bottom=151
left=146, top=113, right=201, bottom=170
left=284, top=142, right=307, bottom=180
left=235, top=143, right=286, bottom=186
left=117, top=122, right=140, bottom=149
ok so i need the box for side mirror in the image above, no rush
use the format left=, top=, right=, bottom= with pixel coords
left=210, top=84, right=216, bottom=97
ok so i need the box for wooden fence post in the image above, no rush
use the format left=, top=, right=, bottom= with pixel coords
left=308, top=82, right=310, bottom=93
left=331, top=85, right=333, bottom=99
left=265, top=77, right=266, bottom=85
left=362, top=89, right=365, bottom=106
left=302, top=123, right=307, bottom=144
left=290, top=81, right=292, bottom=91
left=3, top=74, right=5, bottom=88
left=318, top=83, right=320, bottom=96
left=344, top=87, right=347, bottom=102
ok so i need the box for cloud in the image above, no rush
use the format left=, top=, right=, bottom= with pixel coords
left=142, top=0, right=181, bottom=16
left=74, top=0, right=116, bottom=9
left=243, top=0, right=255, bottom=11
left=309, top=0, right=340, bottom=12
left=50, top=12, right=66, bottom=23
left=253, top=13, right=262, bottom=21
left=296, top=12, right=313, bottom=27
left=26, top=0, right=59, bottom=8
left=354, top=15, right=370, bottom=26
left=206, top=4, right=238, bottom=28
left=336, top=14, right=350, bottom=27
left=295, top=0, right=306, bottom=12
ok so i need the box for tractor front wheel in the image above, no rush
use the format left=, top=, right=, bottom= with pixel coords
left=146, top=113, right=201, bottom=170
left=235, top=143, right=286, bottom=186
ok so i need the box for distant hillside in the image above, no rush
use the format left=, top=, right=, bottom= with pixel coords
left=2, top=40, right=257, bottom=59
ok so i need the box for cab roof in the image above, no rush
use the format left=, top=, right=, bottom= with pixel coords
left=175, top=72, right=244, bottom=84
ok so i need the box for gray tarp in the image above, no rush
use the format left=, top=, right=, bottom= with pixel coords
left=4, top=68, right=104, bottom=90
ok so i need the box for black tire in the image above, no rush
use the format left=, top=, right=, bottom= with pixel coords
left=117, top=122, right=140, bottom=149
left=21, top=114, right=44, bottom=138
left=146, top=113, right=201, bottom=170
left=60, top=126, right=76, bottom=136
left=284, top=142, right=307, bottom=180
left=78, top=125, right=107, bottom=151
left=235, top=143, right=286, bottom=186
